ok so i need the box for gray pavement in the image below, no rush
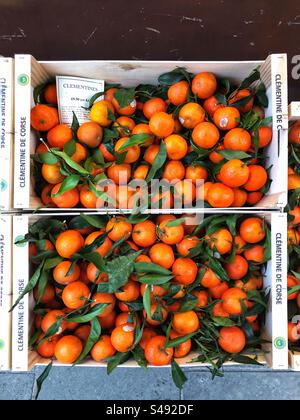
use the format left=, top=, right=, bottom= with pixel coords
left=0, top=366, right=299, bottom=400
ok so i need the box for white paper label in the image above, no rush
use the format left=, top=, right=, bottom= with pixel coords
left=56, top=76, right=104, bottom=125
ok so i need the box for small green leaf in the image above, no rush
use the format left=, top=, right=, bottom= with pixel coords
left=52, top=150, right=89, bottom=175
left=118, top=134, right=151, bottom=151
left=171, top=359, right=187, bottom=390
left=146, top=141, right=167, bottom=182
left=138, top=274, right=173, bottom=285
left=64, top=139, right=77, bottom=157
left=35, top=362, right=53, bottom=400
left=88, top=91, right=105, bottom=109
left=71, top=112, right=80, bottom=136
left=113, top=88, right=136, bottom=108
left=51, top=175, right=80, bottom=197
left=105, top=252, right=141, bottom=293
left=33, top=81, right=50, bottom=105
left=67, top=304, right=108, bottom=324
left=212, top=316, right=236, bottom=327
left=29, top=329, right=42, bottom=347
left=208, top=258, right=229, bottom=283
left=44, top=256, right=63, bottom=271
left=131, top=346, right=148, bottom=369
left=80, top=252, right=106, bottom=272
left=79, top=213, right=106, bottom=229
left=166, top=333, right=196, bottom=348
left=74, top=317, right=101, bottom=365
left=37, top=270, right=49, bottom=305
left=106, top=352, right=131, bottom=374
left=165, top=218, right=186, bottom=227
left=238, top=68, right=261, bottom=90
left=39, top=152, right=58, bottom=165
left=231, top=354, right=263, bottom=365
left=219, top=150, right=252, bottom=160
left=143, top=285, right=152, bottom=319
left=35, top=318, right=63, bottom=349
left=158, top=68, right=189, bottom=86
left=134, top=262, right=171, bottom=276
left=11, top=262, right=44, bottom=311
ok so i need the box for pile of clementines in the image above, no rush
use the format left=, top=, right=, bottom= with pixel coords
left=287, top=120, right=300, bottom=347
left=30, top=68, right=272, bottom=210
left=17, top=212, right=270, bottom=385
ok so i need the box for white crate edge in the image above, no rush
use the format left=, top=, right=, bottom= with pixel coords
left=11, top=215, right=29, bottom=371
left=0, top=57, right=14, bottom=211
left=288, top=102, right=300, bottom=370
left=0, top=215, right=12, bottom=371
left=13, top=54, right=288, bottom=211
left=11, top=211, right=288, bottom=371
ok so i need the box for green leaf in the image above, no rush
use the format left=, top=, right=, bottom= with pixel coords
left=33, top=81, right=50, bottom=105
left=230, top=94, right=254, bottom=109
left=80, top=252, right=106, bottom=272
left=103, top=127, right=119, bottom=142
left=143, top=285, right=152, bottom=319
left=158, top=68, right=190, bottom=86
left=106, top=352, right=131, bottom=374
left=64, top=139, right=77, bottom=157
left=219, top=150, right=252, bottom=160
left=178, top=295, right=199, bottom=312
left=105, top=252, right=141, bottom=293
left=79, top=214, right=106, bottom=229
left=88, top=91, right=105, bottom=109
left=288, top=284, right=300, bottom=296
left=52, top=150, right=89, bottom=175
left=37, top=270, right=49, bottom=305
left=67, top=304, right=108, bottom=323
left=212, top=316, right=236, bottom=327
left=71, top=112, right=80, bottom=136
left=166, top=333, right=196, bottom=348
left=118, top=134, right=152, bottom=151
left=255, top=83, right=269, bottom=108
left=44, top=256, right=63, bottom=271
left=263, top=227, right=271, bottom=262
left=231, top=355, right=263, bottom=365
left=51, top=175, right=80, bottom=197
left=134, top=262, right=171, bottom=276
left=138, top=274, right=173, bottom=285
left=113, top=88, right=136, bottom=108
left=171, top=359, right=187, bottom=390
left=127, top=213, right=150, bottom=224
left=93, top=149, right=106, bottom=166
left=238, top=68, right=261, bottom=90
left=39, top=152, right=58, bottom=165
left=226, top=214, right=239, bottom=236
left=35, top=318, right=63, bottom=349
left=133, top=319, right=144, bottom=347
left=29, top=329, right=42, bottom=347
left=165, top=218, right=186, bottom=227
left=146, top=141, right=167, bottom=182
left=214, top=92, right=227, bottom=106
left=35, top=362, right=53, bottom=400
left=74, top=317, right=101, bottom=365
left=208, top=258, right=229, bottom=282
left=10, top=262, right=44, bottom=311
left=131, top=346, right=148, bottom=369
